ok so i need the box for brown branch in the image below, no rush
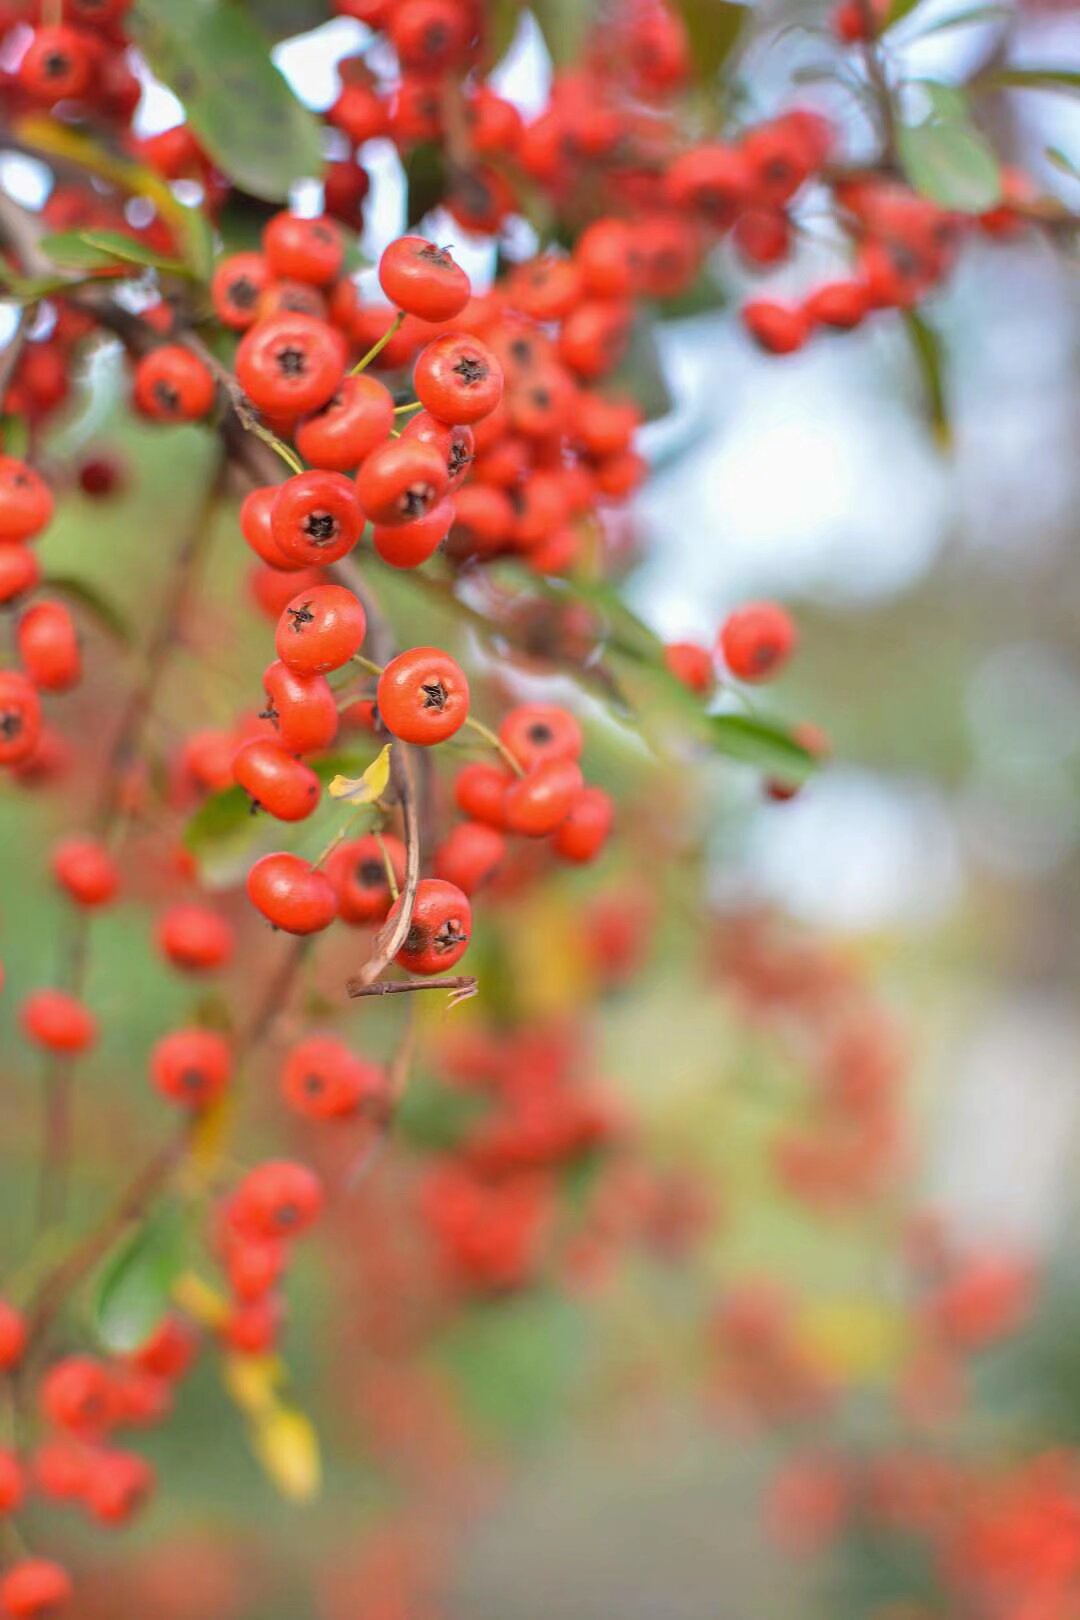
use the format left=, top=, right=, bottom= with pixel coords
left=347, top=973, right=478, bottom=1000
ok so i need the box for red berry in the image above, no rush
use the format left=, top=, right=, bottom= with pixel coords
left=210, top=251, right=271, bottom=330
left=453, top=761, right=512, bottom=826
left=401, top=411, right=474, bottom=491
left=51, top=836, right=119, bottom=907
left=156, top=903, right=234, bottom=972
left=0, top=1558, right=73, bottom=1618
left=236, top=313, right=346, bottom=418
left=0, top=1300, right=27, bottom=1372
left=0, top=1449, right=24, bottom=1515
left=221, top=1296, right=282, bottom=1356
left=0, top=547, right=41, bottom=604
left=233, top=738, right=321, bottom=822
left=133, top=345, right=216, bottom=422
left=0, top=456, right=53, bottom=542
left=803, top=281, right=870, bottom=330
left=327, top=833, right=406, bottom=924
left=664, top=641, right=714, bottom=694
left=281, top=1034, right=383, bottom=1120
left=666, top=143, right=751, bottom=228
left=21, top=988, right=97, bottom=1054
left=17, top=600, right=81, bottom=692
left=435, top=820, right=506, bottom=894
left=498, top=703, right=582, bottom=770
left=151, top=1027, right=232, bottom=1109
left=504, top=758, right=583, bottom=837
left=274, top=583, right=366, bottom=675
left=412, top=334, right=504, bottom=425
left=0, top=671, right=42, bottom=767
left=718, top=601, right=797, bottom=682
left=376, top=646, right=470, bottom=745
left=388, top=878, right=471, bottom=975
left=270, top=469, right=364, bottom=567
left=378, top=236, right=471, bottom=322
left=741, top=300, right=810, bottom=355
left=130, top=1315, right=198, bottom=1381
left=554, top=786, right=614, bottom=862
left=40, top=1355, right=115, bottom=1437
left=18, top=25, right=94, bottom=101
left=263, top=212, right=343, bottom=287
left=355, top=438, right=449, bottom=526
left=295, top=374, right=394, bottom=471
left=372, top=498, right=454, bottom=568
left=85, top=1448, right=155, bottom=1526
left=224, top=1236, right=287, bottom=1301
left=261, top=660, right=339, bottom=755
left=240, top=485, right=301, bottom=572
left=246, top=853, right=338, bottom=934
left=233, top=1160, right=324, bottom=1239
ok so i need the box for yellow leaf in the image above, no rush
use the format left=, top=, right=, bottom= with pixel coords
left=328, top=743, right=392, bottom=805
left=797, top=1297, right=910, bottom=1383
left=250, top=1406, right=321, bottom=1503
left=171, top=1271, right=228, bottom=1329
left=222, top=1353, right=285, bottom=1415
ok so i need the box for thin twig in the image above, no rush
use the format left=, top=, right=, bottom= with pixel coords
left=346, top=973, right=478, bottom=1000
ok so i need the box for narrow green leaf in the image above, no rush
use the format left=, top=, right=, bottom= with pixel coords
left=708, top=713, right=819, bottom=779
left=78, top=229, right=192, bottom=278
left=1046, top=146, right=1080, bottom=182
left=886, top=0, right=925, bottom=27
left=898, top=118, right=1002, bottom=211
left=129, top=0, right=325, bottom=202
left=184, top=751, right=380, bottom=856
left=902, top=309, right=950, bottom=449
left=530, top=0, right=597, bottom=68
left=44, top=576, right=133, bottom=644
left=679, top=0, right=750, bottom=83
left=403, top=143, right=449, bottom=231
left=987, top=67, right=1080, bottom=98
left=92, top=1204, right=186, bottom=1354
left=38, top=231, right=127, bottom=272
left=486, top=0, right=524, bottom=64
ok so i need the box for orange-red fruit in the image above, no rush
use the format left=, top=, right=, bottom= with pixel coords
left=295, top=374, right=394, bottom=471
left=21, top=988, right=97, bottom=1054
left=388, top=878, right=471, bottom=975
left=498, top=704, right=583, bottom=770
left=435, top=821, right=506, bottom=894
left=0, top=1300, right=27, bottom=1372
left=327, top=833, right=406, bottom=925
left=274, top=584, right=366, bottom=674
left=133, top=346, right=216, bottom=422
left=156, top=903, right=234, bottom=972
left=151, top=1027, right=232, bottom=1109
left=51, top=836, right=119, bottom=907
left=554, top=786, right=614, bottom=862
left=281, top=1034, right=384, bottom=1120
left=0, top=1558, right=74, bottom=1618
left=233, top=1160, right=325, bottom=1239
left=718, top=601, right=797, bottom=682
left=504, top=758, right=583, bottom=837
left=378, top=236, right=470, bottom=322
left=263, top=212, right=343, bottom=286
left=0, top=456, right=53, bottom=542
left=376, top=646, right=469, bottom=744
left=246, top=852, right=338, bottom=934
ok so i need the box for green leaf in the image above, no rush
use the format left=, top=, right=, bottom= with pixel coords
left=248, top=0, right=327, bottom=38
left=708, top=713, right=818, bottom=780
left=915, top=79, right=972, bottom=123
left=184, top=751, right=379, bottom=857
left=531, top=0, right=598, bottom=67
left=44, top=575, right=132, bottom=644
left=901, top=308, right=950, bottom=449
left=129, top=0, right=325, bottom=203
left=678, top=0, right=749, bottom=83
left=77, top=229, right=193, bottom=278
left=92, top=1204, right=186, bottom=1354
left=986, top=67, right=1080, bottom=98
left=902, top=4, right=1008, bottom=37
left=886, top=0, right=927, bottom=25
left=898, top=117, right=1002, bottom=211
left=439, top=1293, right=585, bottom=1443
left=1047, top=146, right=1080, bottom=182
left=486, top=0, right=524, bottom=64
left=403, top=143, right=449, bottom=231
left=38, top=232, right=128, bottom=272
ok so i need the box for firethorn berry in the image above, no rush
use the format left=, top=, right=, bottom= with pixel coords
left=664, top=641, right=715, bottom=695
left=412, top=334, right=504, bottom=426
left=210, top=251, right=271, bottom=330
left=51, top=836, right=120, bottom=907
left=0, top=1448, right=24, bottom=1515
left=16, top=600, right=81, bottom=692
left=233, top=1160, right=325, bottom=1240
left=401, top=411, right=474, bottom=491
left=378, top=236, right=471, bottom=322
left=258, top=280, right=329, bottom=322
left=454, top=761, right=512, bottom=826
left=499, top=703, right=582, bottom=769
left=0, top=1559, right=74, bottom=1619
left=33, top=1439, right=91, bottom=1503
left=0, top=672, right=40, bottom=768
left=733, top=208, right=792, bottom=269
left=803, top=281, right=870, bottom=330
left=131, top=1315, right=198, bottom=1381
left=0, top=546, right=41, bottom=603
left=376, top=646, right=470, bottom=745
left=110, top=1368, right=172, bottom=1428
left=261, top=660, right=339, bottom=755
left=741, top=300, right=810, bottom=355
left=240, top=485, right=299, bottom=571
left=281, top=1034, right=383, bottom=1121
left=294, top=374, right=394, bottom=471
left=388, top=878, right=471, bottom=975
left=274, top=583, right=366, bottom=675
left=446, top=484, right=514, bottom=560
left=236, top=313, right=346, bottom=417
left=40, top=1355, right=115, bottom=1437
left=0, top=456, right=54, bottom=542
left=718, top=601, right=797, bottom=683
left=18, top=25, right=94, bottom=100
left=388, top=0, right=470, bottom=70
left=221, top=1296, right=282, bottom=1356
left=21, top=989, right=97, bottom=1054
left=224, top=1235, right=287, bottom=1300
left=574, top=217, right=639, bottom=299
left=0, top=1301, right=26, bottom=1372
left=85, top=1449, right=155, bottom=1526
left=554, top=786, right=615, bottom=863
left=504, top=758, right=584, bottom=837
left=435, top=821, right=506, bottom=895
left=373, top=498, right=454, bottom=568
left=263, top=212, right=343, bottom=287
left=151, top=1027, right=231, bottom=1109
left=156, top=903, right=234, bottom=972
left=246, top=852, right=338, bottom=934
left=328, top=833, right=406, bottom=924
left=270, top=470, right=364, bottom=567
left=558, top=299, right=632, bottom=379
left=666, top=143, right=751, bottom=228
left=132, top=345, right=216, bottom=422
left=233, top=738, right=321, bottom=822
left=355, top=438, right=449, bottom=526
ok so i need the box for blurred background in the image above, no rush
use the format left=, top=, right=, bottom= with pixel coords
left=2, top=1, right=1080, bottom=1616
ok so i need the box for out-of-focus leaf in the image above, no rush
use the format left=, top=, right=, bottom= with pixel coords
left=886, top=0, right=927, bottom=25
left=129, top=0, right=324, bottom=202
left=327, top=742, right=392, bottom=804
left=708, top=713, right=819, bottom=780
left=45, top=575, right=132, bottom=643
left=91, top=1204, right=186, bottom=1353
left=531, top=0, right=597, bottom=67
left=1046, top=146, right=1080, bottom=181
left=403, top=143, right=449, bottom=230
left=486, top=0, right=524, bottom=64
left=986, top=67, right=1080, bottom=97
left=679, top=0, right=750, bottom=83
left=915, top=78, right=971, bottom=123
left=248, top=0, right=327, bottom=38
left=77, top=229, right=193, bottom=278
left=898, top=114, right=1001, bottom=211
left=603, top=313, right=673, bottom=423
left=440, top=1292, right=585, bottom=1442
left=902, top=3, right=1008, bottom=37
left=249, top=1406, right=321, bottom=1503
left=183, top=783, right=254, bottom=858
left=38, top=232, right=128, bottom=272
left=902, top=308, right=950, bottom=448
